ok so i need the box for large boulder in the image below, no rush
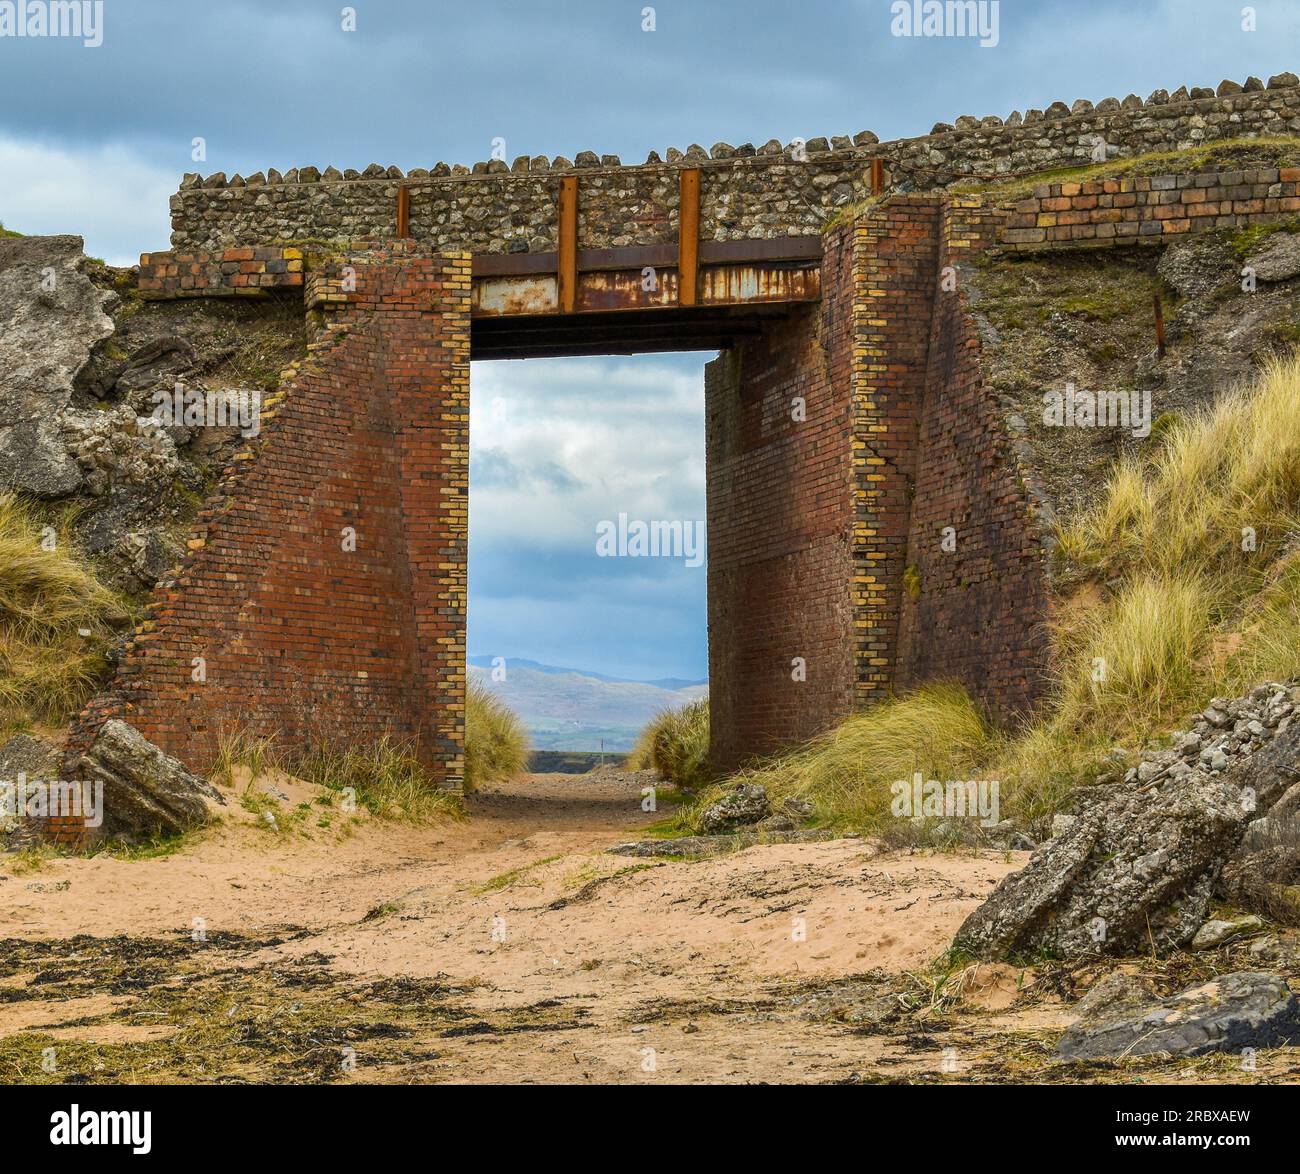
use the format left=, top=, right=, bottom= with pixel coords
left=955, top=683, right=1300, bottom=959
left=73, top=719, right=225, bottom=841
left=1245, top=231, right=1300, bottom=283
left=1057, top=972, right=1300, bottom=1061
left=1217, top=779, right=1300, bottom=924
left=0, top=235, right=115, bottom=497
left=698, top=783, right=770, bottom=834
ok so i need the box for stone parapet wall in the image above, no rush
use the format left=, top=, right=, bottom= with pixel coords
left=168, top=76, right=1300, bottom=254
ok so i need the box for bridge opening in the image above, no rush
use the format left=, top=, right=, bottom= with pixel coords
left=467, top=352, right=711, bottom=762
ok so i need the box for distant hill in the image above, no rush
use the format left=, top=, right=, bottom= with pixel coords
left=467, top=658, right=707, bottom=752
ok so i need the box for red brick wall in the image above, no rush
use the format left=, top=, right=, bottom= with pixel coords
left=704, top=225, right=858, bottom=771
left=894, top=199, right=1050, bottom=717
left=67, top=244, right=470, bottom=787
left=1001, top=166, right=1300, bottom=248
left=138, top=246, right=304, bottom=297
left=706, top=193, right=1050, bottom=768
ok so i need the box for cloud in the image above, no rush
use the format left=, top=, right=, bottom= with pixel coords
left=468, top=354, right=709, bottom=679
left=0, top=134, right=175, bottom=265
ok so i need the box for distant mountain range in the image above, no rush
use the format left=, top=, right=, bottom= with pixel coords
left=467, top=656, right=707, bottom=752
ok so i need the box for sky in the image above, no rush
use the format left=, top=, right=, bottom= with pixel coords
left=2, top=0, right=1296, bottom=680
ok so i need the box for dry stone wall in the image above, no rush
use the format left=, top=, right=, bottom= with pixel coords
left=169, top=75, right=1300, bottom=254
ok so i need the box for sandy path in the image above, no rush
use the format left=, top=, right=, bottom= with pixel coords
left=0, top=769, right=1046, bottom=1082
left=0, top=770, right=1013, bottom=980
left=4, top=771, right=1298, bottom=1084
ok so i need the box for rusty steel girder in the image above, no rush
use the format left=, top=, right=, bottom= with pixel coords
left=470, top=239, right=822, bottom=319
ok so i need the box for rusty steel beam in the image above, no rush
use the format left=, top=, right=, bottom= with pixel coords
left=558, top=176, right=579, bottom=314
left=678, top=168, right=701, bottom=307
left=471, top=306, right=793, bottom=360
left=471, top=258, right=820, bottom=318
left=472, top=235, right=822, bottom=279
left=395, top=185, right=411, bottom=238
left=870, top=158, right=885, bottom=196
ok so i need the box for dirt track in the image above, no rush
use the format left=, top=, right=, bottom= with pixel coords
left=1, top=770, right=1298, bottom=1084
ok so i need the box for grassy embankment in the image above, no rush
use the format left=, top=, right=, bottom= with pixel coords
left=649, top=354, right=1300, bottom=838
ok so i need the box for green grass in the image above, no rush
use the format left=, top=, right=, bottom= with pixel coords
left=214, top=731, right=463, bottom=826
left=464, top=681, right=529, bottom=793
left=671, top=354, right=1300, bottom=837
left=0, top=494, right=128, bottom=726
left=627, top=698, right=711, bottom=789
left=283, top=736, right=466, bottom=824
left=672, top=684, right=996, bottom=839
left=473, top=854, right=564, bottom=894
left=209, top=683, right=530, bottom=819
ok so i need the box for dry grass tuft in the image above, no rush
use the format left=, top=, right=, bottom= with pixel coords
left=0, top=494, right=125, bottom=726
left=464, top=681, right=529, bottom=793
left=628, top=698, right=711, bottom=789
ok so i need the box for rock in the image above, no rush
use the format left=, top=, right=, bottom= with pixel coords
left=1051, top=813, right=1078, bottom=838
left=953, top=770, right=1243, bottom=957
left=1192, top=914, right=1264, bottom=949
left=1156, top=233, right=1239, bottom=301
left=1072, top=970, right=1159, bottom=1021
left=954, top=688, right=1300, bottom=959
left=1219, top=780, right=1300, bottom=923
left=0, top=420, right=82, bottom=496
left=110, top=335, right=196, bottom=403
left=1056, top=972, right=1300, bottom=1061
left=60, top=405, right=181, bottom=494
left=0, top=734, right=63, bottom=839
left=74, top=719, right=225, bottom=842
left=697, top=782, right=770, bottom=834
left=0, top=734, right=62, bottom=780
left=1245, top=231, right=1300, bottom=283
left=0, top=235, right=115, bottom=497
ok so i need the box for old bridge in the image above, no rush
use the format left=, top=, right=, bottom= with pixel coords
left=73, top=77, right=1300, bottom=789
